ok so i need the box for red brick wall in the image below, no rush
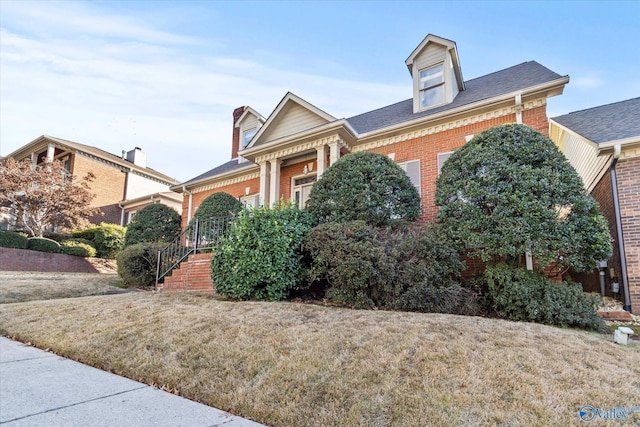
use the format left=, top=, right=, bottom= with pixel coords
left=0, top=248, right=100, bottom=273
left=572, top=169, right=621, bottom=295
left=615, top=156, right=640, bottom=313
left=72, top=155, right=126, bottom=225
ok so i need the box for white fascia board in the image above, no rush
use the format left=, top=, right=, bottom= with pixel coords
left=596, top=136, right=640, bottom=154
left=171, top=162, right=260, bottom=192
left=240, top=119, right=358, bottom=158
left=358, top=76, right=570, bottom=141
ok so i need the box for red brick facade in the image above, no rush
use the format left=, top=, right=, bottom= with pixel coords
left=72, top=155, right=126, bottom=224
left=615, top=156, right=640, bottom=312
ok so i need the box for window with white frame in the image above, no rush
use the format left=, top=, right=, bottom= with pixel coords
left=399, top=160, right=421, bottom=194
left=419, top=63, right=445, bottom=109
left=243, top=128, right=258, bottom=147
left=292, top=175, right=317, bottom=209
left=438, top=152, right=454, bottom=174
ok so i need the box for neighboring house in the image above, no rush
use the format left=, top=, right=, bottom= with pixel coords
left=5, top=135, right=181, bottom=227
left=550, top=97, right=640, bottom=313
left=174, top=34, right=568, bottom=232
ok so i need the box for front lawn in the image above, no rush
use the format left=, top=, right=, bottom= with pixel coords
left=1, top=291, right=638, bottom=426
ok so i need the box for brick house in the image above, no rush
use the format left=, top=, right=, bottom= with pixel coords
left=4, top=135, right=181, bottom=228
left=164, top=34, right=569, bottom=290
left=550, top=97, right=640, bottom=313
left=174, top=34, right=568, bottom=229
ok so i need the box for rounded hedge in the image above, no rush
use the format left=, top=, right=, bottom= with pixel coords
left=117, top=242, right=166, bottom=288
left=124, top=204, right=181, bottom=247
left=192, top=192, right=243, bottom=221
left=306, top=152, right=421, bottom=228
left=73, top=223, right=125, bottom=259
left=27, top=237, right=61, bottom=253
left=0, top=231, right=29, bottom=249
left=60, top=239, right=97, bottom=257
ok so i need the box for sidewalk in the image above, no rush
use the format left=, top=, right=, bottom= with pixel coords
left=0, top=337, right=265, bottom=426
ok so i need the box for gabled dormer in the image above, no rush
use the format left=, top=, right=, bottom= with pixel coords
left=235, top=107, right=266, bottom=151
left=405, top=34, right=464, bottom=114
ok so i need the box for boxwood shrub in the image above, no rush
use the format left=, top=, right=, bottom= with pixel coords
left=60, top=239, right=97, bottom=257
left=0, top=231, right=29, bottom=249
left=27, top=237, right=61, bottom=253
left=73, top=223, right=125, bottom=258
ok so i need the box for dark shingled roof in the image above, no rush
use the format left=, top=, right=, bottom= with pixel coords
left=551, top=97, right=640, bottom=144
left=347, top=61, right=563, bottom=134
left=183, top=61, right=565, bottom=184
left=181, top=158, right=258, bottom=186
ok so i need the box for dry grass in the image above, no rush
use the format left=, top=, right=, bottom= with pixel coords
left=0, top=272, right=123, bottom=303
left=1, top=291, right=638, bottom=426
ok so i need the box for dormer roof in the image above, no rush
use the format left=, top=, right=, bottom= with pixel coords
left=235, top=107, right=266, bottom=129
left=405, top=34, right=464, bottom=90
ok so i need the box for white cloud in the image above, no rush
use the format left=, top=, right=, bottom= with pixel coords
left=0, top=3, right=408, bottom=181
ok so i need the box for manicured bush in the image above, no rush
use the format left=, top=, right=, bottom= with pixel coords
left=117, top=242, right=166, bottom=288
left=27, top=237, right=61, bottom=253
left=0, top=231, right=29, bottom=249
left=43, top=232, right=72, bottom=242
left=436, top=124, right=612, bottom=273
left=484, top=263, right=605, bottom=331
left=191, top=192, right=243, bottom=221
left=73, top=223, right=125, bottom=258
left=124, top=204, right=181, bottom=247
left=306, top=152, right=421, bottom=228
left=60, top=239, right=97, bottom=257
left=211, top=203, right=315, bottom=301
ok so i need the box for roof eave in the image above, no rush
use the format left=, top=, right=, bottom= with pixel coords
left=172, top=163, right=260, bottom=193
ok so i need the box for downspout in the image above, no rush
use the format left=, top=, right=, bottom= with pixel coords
left=610, top=144, right=632, bottom=312
left=118, top=202, right=125, bottom=226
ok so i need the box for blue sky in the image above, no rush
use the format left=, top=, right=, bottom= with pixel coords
left=1, top=1, right=638, bottom=181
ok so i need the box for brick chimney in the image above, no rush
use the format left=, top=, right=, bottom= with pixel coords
left=231, top=106, right=246, bottom=159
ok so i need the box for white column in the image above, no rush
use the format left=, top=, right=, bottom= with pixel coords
left=259, top=162, right=270, bottom=207
left=328, top=141, right=341, bottom=166
left=269, top=159, right=281, bottom=207
left=316, top=145, right=327, bottom=178
left=46, top=143, right=55, bottom=162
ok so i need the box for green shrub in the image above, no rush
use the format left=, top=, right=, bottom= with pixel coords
left=43, top=232, right=72, bottom=242
left=385, top=226, right=474, bottom=314
left=60, top=239, right=97, bottom=257
left=306, top=221, right=390, bottom=308
left=306, top=222, right=474, bottom=313
left=27, top=237, right=61, bottom=253
left=124, top=204, right=181, bottom=247
left=191, top=192, right=243, bottom=221
left=211, top=203, right=315, bottom=301
left=117, top=242, right=166, bottom=288
left=73, top=223, right=125, bottom=258
left=0, top=231, right=29, bottom=249
left=484, top=263, right=605, bottom=331
left=306, top=152, right=421, bottom=228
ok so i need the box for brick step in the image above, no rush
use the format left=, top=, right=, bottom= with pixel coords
left=160, top=253, right=215, bottom=293
left=597, top=311, right=633, bottom=321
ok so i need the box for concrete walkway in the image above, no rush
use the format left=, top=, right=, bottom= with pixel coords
left=0, top=337, right=265, bottom=426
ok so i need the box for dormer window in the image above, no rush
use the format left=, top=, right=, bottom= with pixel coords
left=419, top=63, right=445, bottom=108
left=243, top=128, right=257, bottom=147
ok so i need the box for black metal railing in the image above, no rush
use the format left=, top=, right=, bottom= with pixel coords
left=155, top=216, right=234, bottom=284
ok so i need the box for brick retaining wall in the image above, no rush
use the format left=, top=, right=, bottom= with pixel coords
left=0, top=248, right=100, bottom=273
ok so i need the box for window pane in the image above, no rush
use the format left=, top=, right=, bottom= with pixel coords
left=421, top=85, right=445, bottom=108
left=243, top=128, right=257, bottom=147
left=419, top=64, right=443, bottom=89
